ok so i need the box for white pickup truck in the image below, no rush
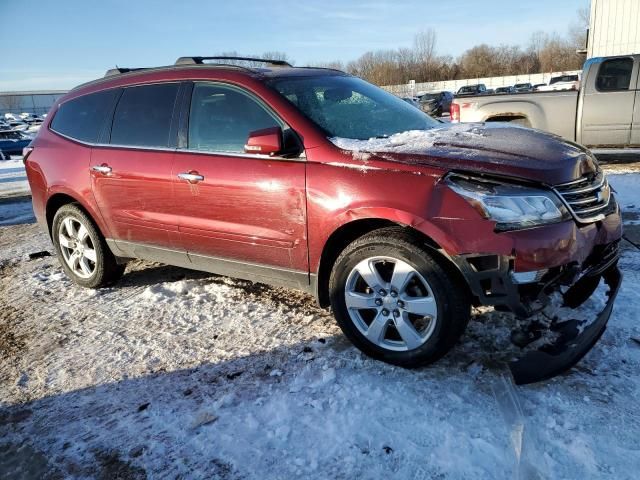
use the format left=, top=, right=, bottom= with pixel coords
left=451, top=55, right=640, bottom=155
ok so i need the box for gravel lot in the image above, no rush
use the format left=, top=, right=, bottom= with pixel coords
left=0, top=166, right=639, bottom=479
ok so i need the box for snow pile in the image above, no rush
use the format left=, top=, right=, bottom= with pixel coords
left=0, top=157, right=29, bottom=198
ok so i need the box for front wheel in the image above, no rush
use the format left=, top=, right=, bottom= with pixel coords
left=52, top=203, right=124, bottom=288
left=329, top=227, right=470, bottom=367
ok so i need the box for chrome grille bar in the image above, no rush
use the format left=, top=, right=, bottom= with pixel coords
left=553, top=171, right=611, bottom=223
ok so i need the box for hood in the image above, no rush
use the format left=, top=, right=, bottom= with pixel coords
left=329, top=123, right=597, bottom=185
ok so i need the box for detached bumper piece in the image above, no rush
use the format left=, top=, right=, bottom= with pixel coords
left=509, top=265, right=622, bottom=385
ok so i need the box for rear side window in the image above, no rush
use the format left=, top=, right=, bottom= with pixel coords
left=596, top=58, right=634, bottom=91
left=188, top=83, right=280, bottom=153
left=51, top=89, right=117, bottom=143
left=110, top=83, right=179, bottom=147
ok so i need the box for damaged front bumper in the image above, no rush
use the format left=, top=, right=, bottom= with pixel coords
left=451, top=241, right=623, bottom=385
left=509, top=264, right=621, bottom=385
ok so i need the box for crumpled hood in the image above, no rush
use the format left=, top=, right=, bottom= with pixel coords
left=329, top=123, right=598, bottom=184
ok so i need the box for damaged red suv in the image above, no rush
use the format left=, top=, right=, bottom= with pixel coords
left=24, top=56, right=622, bottom=384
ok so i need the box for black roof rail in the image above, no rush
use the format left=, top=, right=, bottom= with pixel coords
left=175, top=56, right=293, bottom=67
left=104, top=67, right=148, bottom=77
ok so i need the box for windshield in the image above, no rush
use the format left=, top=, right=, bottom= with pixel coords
left=269, top=75, right=438, bottom=140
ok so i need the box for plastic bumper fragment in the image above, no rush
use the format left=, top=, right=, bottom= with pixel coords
left=509, top=265, right=622, bottom=385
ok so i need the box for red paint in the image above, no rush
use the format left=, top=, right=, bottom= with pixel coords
left=244, top=127, right=283, bottom=155
left=25, top=65, right=623, bottom=293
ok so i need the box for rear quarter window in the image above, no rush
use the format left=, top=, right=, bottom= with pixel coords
left=50, top=89, right=118, bottom=143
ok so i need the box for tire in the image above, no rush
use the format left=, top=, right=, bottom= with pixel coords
left=329, top=227, right=470, bottom=368
left=52, top=203, right=125, bottom=288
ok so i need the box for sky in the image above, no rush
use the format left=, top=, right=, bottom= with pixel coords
left=0, top=0, right=587, bottom=91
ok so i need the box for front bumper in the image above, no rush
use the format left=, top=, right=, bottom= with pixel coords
left=450, top=240, right=622, bottom=385
left=509, top=264, right=621, bottom=385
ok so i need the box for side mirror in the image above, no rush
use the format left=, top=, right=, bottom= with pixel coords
left=244, top=127, right=283, bottom=155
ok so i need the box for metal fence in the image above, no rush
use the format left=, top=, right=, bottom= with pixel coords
left=0, top=91, right=67, bottom=116
left=382, top=70, right=581, bottom=97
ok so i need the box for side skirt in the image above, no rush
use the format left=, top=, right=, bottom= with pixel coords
left=106, top=239, right=316, bottom=295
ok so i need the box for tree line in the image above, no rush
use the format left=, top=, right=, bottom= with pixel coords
left=311, top=8, right=589, bottom=86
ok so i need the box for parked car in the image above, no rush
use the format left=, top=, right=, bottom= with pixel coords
left=20, top=113, right=44, bottom=125
left=418, top=91, right=453, bottom=116
left=537, top=74, right=580, bottom=92
left=456, top=84, right=487, bottom=96
left=451, top=55, right=640, bottom=153
left=401, top=97, right=421, bottom=110
left=25, top=56, right=622, bottom=385
left=513, top=82, right=533, bottom=92
left=0, top=129, right=32, bottom=159
left=495, top=86, right=515, bottom=94
left=532, top=83, right=547, bottom=91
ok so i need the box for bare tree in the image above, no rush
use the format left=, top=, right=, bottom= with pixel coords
left=308, top=8, right=588, bottom=86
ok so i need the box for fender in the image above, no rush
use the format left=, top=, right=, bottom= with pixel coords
left=310, top=205, right=463, bottom=276
left=45, top=184, right=113, bottom=239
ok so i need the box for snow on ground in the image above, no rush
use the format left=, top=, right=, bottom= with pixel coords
left=0, top=168, right=639, bottom=478
left=0, top=158, right=29, bottom=198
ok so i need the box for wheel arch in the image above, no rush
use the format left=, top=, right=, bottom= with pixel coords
left=484, top=114, right=532, bottom=127
left=45, top=191, right=107, bottom=240
left=314, top=218, right=469, bottom=308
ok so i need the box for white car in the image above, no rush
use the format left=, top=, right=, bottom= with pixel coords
left=536, top=74, right=580, bottom=92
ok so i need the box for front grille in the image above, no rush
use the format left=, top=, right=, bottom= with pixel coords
left=553, top=171, right=612, bottom=222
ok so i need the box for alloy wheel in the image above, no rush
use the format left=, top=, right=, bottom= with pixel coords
left=58, top=216, right=97, bottom=279
left=344, top=256, right=438, bottom=351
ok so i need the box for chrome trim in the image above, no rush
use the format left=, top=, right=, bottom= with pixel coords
left=91, top=165, right=112, bottom=174
left=552, top=171, right=611, bottom=223
left=175, top=148, right=305, bottom=162
left=177, top=172, right=204, bottom=182
left=49, top=128, right=305, bottom=162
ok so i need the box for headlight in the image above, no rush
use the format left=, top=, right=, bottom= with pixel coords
left=445, top=174, right=571, bottom=231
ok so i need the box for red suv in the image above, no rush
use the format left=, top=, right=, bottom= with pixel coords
left=24, top=56, right=622, bottom=384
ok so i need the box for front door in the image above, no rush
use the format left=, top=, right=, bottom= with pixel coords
left=580, top=57, right=638, bottom=147
left=172, top=82, right=308, bottom=280
left=90, top=82, right=181, bottom=249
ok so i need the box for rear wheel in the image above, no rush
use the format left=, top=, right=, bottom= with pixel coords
left=329, top=227, right=470, bottom=367
left=52, top=204, right=124, bottom=288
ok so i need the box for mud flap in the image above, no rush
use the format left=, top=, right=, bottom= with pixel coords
left=508, top=265, right=622, bottom=385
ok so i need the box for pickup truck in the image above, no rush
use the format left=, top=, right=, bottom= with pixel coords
left=451, top=55, right=640, bottom=154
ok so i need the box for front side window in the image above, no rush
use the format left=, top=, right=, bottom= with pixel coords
left=110, top=83, right=179, bottom=147
left=188, top=83, right=281, bottom=153
left=596, top=58, right=634, bottom=91
left=270, top=75, right=438, bottom=140
left=51, top=89, right=118, bottom=143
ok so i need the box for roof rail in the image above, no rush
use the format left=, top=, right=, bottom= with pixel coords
left=104, top=67, right=148, bottom=77
left=174, top=56, right=293, bottom=67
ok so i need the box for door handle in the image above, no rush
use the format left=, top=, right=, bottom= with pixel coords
left=178, top=172, right=205, bottom=183
left=91, top=165, right=112, bottom=174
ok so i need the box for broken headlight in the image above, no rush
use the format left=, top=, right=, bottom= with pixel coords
left=445, top=174, right=571, bottom=231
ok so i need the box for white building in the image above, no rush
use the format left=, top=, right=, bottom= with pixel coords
left=588, top=0, right=640, bottom=58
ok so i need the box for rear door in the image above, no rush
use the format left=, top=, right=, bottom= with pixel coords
left=580, top=57, right=638, bottom=147
left=90, top=82, right=181, bottom=249
left=172, top=81, right=308, bottom=280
